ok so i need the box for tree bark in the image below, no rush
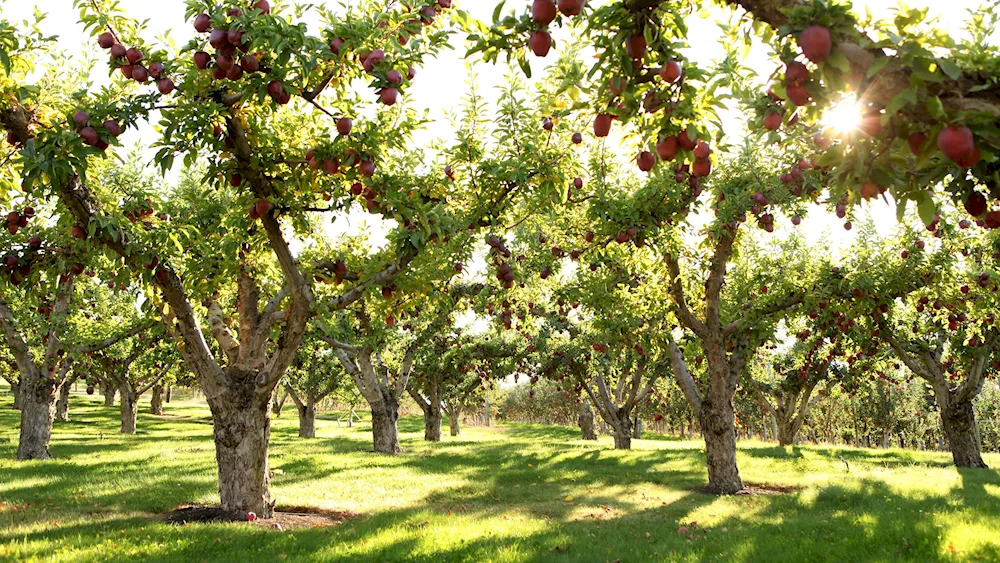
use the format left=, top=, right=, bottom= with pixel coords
left=941, top=399, right=988, bottom=468
left=777, top=418, right=797, bottom=446
left=102, top=382, right=116, bottom=407
left=370, top=390, right=402, bottom=454
left=423, top=401, right=442, bottom=441
left=150, top=384, right=164, bottom=415
left=578, top=400, right=598, bottom=440
left=55, top=381, right=71, bottom=422
left=612, top=423, right=632, bottom=450
left=9, top=379, right=21, bottom=410
left=207, top=386, right=274, bottom=518
left=701, top=397, right=743, bottom=494
left=166, top=385, right=172, bottom=403
left=446, top=404, right=461, bottom=437
left=272, top=389, right=287, bottom=418
left=632, top=417, right=643, bottom=439
left=297, top=402, right=317, bottom=438
left=17, top=374, right=57, bottom=460
left=120, top=385, right=138, bottom=434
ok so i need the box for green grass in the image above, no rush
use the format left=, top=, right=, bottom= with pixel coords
left=0, top=390, right=999, bottom=562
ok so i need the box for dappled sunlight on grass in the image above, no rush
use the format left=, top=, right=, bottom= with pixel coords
left=0, top=389, right=999, bottom=561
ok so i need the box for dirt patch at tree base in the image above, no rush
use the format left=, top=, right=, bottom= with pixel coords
left=693, top=482, right=799, bottom=496
left=161, top=505, right=355, bottom=530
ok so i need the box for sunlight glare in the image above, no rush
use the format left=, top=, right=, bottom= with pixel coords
left=822, top=95, right=863, bottom=134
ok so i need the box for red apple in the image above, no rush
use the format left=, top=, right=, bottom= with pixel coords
left=964, top=191, right=987, bottom=217
left=158, top=78, right=175, bottom=95
left=557, top=0, right=585, bottom=16
left=677, top=130, right=696, bottom=151
left=103, top=120, right=122, bottom=137
left=529, top=30, right=552, bottom=57
left=786, top=85, right=811, bottom=106
left=252, top=0, right=271, bottom=14
left=656, top=136, right=679, bottom=161
left=380, top=87, right=399, bottom=106
left=660, top=61, right=681, bottom=82
left=194, top=13, right=212, bottom=33
left=125, top=47, right=142, bottom=64
left=571, top=132, right=582, bottom=144
left=337, top=118, right=352, bottom=135
left=637, top=150, right=656, bottom=172
left=624, top=34, right=646, bottom=61
left=763, top=112, right=782, bottom=131
left=593, top=113, right=612, bottom=137
left=533, top=0, right=557, bottom=25
left=937, top=124, right=975, bottom=164
left=79, top=127, right=99, bottom=146
left=194, top=51, right=211, bottom=69
left=799, top=25, right=832, bottom=63
left=693, top=141, right=711, bottom=160
left=98, top=32, right=115, bottom=49
left=907, top=131, right=926, bottom=156
left=255, top=199, right=272, bottom=217
left=386, top=69, right=403, bottom=84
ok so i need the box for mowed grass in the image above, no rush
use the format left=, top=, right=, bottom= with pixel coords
left=0, top=389, right=999, bottom=562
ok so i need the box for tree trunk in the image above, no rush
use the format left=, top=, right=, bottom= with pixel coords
left=370, top=390, right=402, bottom=454
left=578, top=400, right=597, bottom=440
left=297, top=401, right=317, bottom=438
left=701, top=398, right=743, bottom=494
left=120, top=385, right=138, bottom=434
left=632, top=417, right=643, bottom=439
left=941, top=399, right=988, bottom=468
left=207, top=387, right=274, bottom=518
left=55, top=381, right=71, bottom=422
left=10, top=379, right=21, bottom=410
left=347, top=407, right=355, bottom=428
left=423, top=402, right=442, bottom=442
left=447, top=404, right=461, bottom=436
left=271, top=389, right=286, bottom=418
left=150, top=384, right=164, bottom=415
left=17, top=374, right=57, bottom=460
left=166, top=385, right=172, bottom=403
left=612, top=423, right=632, bottom=450
left=102, top=382, right=116, bottom=407
left=777, top=418, right=797, bottom=446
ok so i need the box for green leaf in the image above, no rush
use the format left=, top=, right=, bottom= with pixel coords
left=492, top=1, right=506, bottom=23
left=925, top=96, right=946, bottom=121
left=826, top=49, right=850, bottom=73
left=914, top=192, right=936, bottom=225
left=937, top=58, right=961, bottom=81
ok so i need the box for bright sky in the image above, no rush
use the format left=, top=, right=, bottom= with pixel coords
left=3, top=0, right=990, bottom=256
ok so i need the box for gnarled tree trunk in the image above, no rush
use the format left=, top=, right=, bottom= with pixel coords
left=777, top=418, right=798, bottom=447
left=55, top=380, right=71, bottom=422
left=701, top=394, right=743, bottom=494
left=120, top=385, right=138, bottom=434
left=297, top=401, right=317, bottom=438
left=612, top=422, right=632, bottom=450
left=446, top=403, right=461, bottom=437
left=371, top=390, right=402, bottom=454
left=941, top=399, right=988, bottom=468
left=150, top=384, right=164, bottom=415
left=9, top=379, right=21, bottom=410
left=578, top=399, right=597, bottom=440
left=272, top=388, right=287, bottom=418
left=102, top=382, right=116, bottom=407
left=17, top=373, right=57, bottom=460
left=422, top=401, right=442, bottom=441
left=207, top=384, right=274, bottom=518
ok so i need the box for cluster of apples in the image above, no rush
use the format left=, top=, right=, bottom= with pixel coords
left=72, top=111, right=121, bottom=151
left=4, top=206, right=33, bottom=235
left=193, top=5, right=270, bottom=92
left=487, top=235, right=517, bottom=289
left=98, top=31, right=175, bottom=95
left=528, top=0, right=587, bottom=58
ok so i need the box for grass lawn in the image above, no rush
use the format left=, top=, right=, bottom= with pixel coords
left=0, top=390, right=999, bottom=562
